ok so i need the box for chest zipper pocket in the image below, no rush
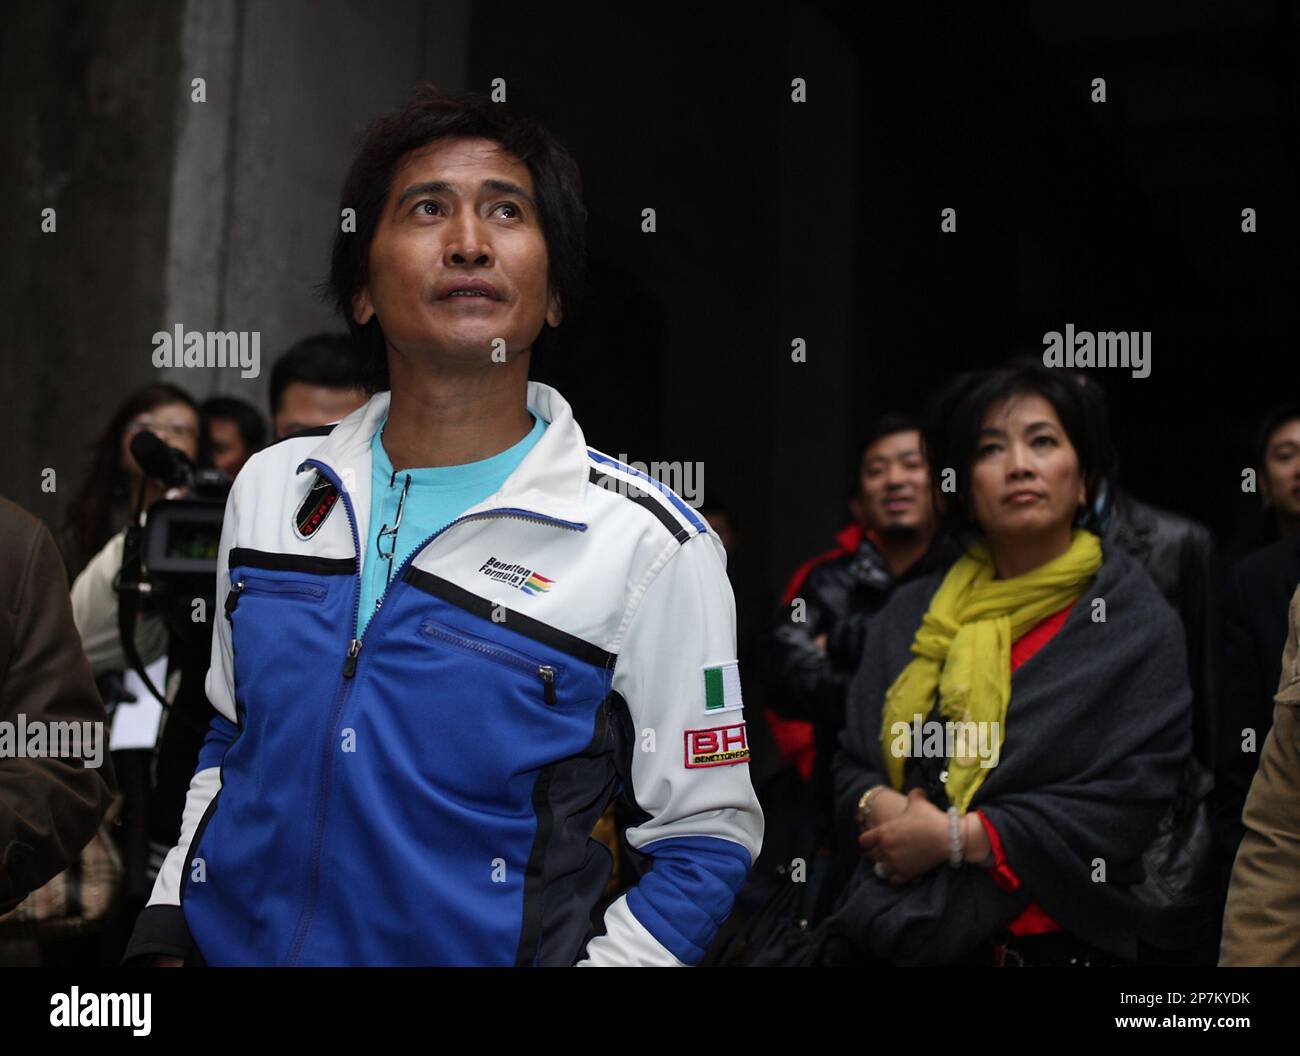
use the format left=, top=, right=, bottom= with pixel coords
left=225, top=576, right=326, bottom=618
left=417, top=618, right=560, bottom=706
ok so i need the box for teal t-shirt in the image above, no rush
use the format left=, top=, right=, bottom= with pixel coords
left=356, top=410, right=546, bottom=637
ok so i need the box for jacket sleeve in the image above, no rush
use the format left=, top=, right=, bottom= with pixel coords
left=578, top=531, right=764, bottom=966
left=121, top=478, right=243, bottom=964
left=0, top=519, right=117, bottom=912
left=763, top=563, right=843, bottom=722
left=69, top=529, right=170, bottom=679
left=1220, top=585, right=1300, bottom=967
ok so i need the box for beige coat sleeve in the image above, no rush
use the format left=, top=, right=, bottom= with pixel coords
left=1219, top=584, right=1300, bottom=966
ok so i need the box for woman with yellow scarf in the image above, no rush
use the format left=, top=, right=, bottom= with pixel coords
left=815, top=365, right=1192, bottom=967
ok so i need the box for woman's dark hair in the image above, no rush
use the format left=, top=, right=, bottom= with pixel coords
left=923, top=363, right=1115, bottom=539
left=323, top=84, right=588, bottom=391
left=60, top=383, right=205, bottom=578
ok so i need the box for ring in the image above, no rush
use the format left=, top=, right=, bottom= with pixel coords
left=873, top=862, right=889, bottom=880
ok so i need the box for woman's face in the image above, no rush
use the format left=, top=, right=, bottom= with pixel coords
left=967, top=392, right=1086, bottom=544
left=120, top=401, right=201, bottom=481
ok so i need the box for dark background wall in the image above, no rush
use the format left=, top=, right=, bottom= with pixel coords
left=2, top=0, right=1297, bottom=606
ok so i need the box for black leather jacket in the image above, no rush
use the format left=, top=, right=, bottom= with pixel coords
left=1097, top=488, right=1219, bottom=766
left=765, top=532, right=956, bottom=830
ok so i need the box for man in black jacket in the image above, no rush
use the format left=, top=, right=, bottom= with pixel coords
left=764, top=415, right=950, bottom=915
left=1214, top=534, right=1300, bottom=879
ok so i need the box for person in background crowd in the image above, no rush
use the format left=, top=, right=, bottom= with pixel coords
left=819, top=363, right=1190, bottom=966
left=1225, top=402, right=1300, bottom=564
left=56, top=384, right=208, bottom=582
left=201, top=396, right=267, bottom=480
left=1214, top=530, right=1300, bottom=885
left=0, top=499, right=118, bottom=918
left=58, top=387, right=206, bottom=964
left=763, top=414, right=950, bottom=919
left=268, top=333, right=369, bottom=440
left=1220, top=583, right=1300, bottom=966
left=68, top=391, right=203, bottom=678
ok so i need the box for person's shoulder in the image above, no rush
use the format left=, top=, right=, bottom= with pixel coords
left=1231, top=533, right=1300, bottom=590
left=1097, top=541, right=1184, bottom=639
left=0, top=497, right=45, bottom=558
left=233, top=423, right=340, bottom=491
left=584, top=446, right=711, bottom=548
left=876, top=566, right=947, bottom=630
left=1116, top=491, right=1212, bottom=549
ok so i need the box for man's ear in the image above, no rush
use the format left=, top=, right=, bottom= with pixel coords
left=545, top=287, right=562, bottom=329
left=353, top=286, right=375, bottom=326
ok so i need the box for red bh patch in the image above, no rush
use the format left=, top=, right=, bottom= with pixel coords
left=684, top=722, right=750, bottom=768
left=294, top=475, right=339, bottom=538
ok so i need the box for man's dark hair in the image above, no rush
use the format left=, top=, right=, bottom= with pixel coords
left=1256, top=401, right=1300, bottom=466
left=925, top=362, right=1116, bottom=539
left=202, top=396, right=268, bottom=454
left=324, top=84, right=588, bottom=390
left=268, top=334, right=367, bottom=418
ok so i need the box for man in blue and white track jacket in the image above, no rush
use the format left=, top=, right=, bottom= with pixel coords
left=124, top=86, right=762, bottom=967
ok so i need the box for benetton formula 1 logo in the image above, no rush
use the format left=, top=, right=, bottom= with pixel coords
left=478, top=556, right=554, bottom=596
left=294, top=472, right=339, bottom=538
left=684, top=722, right=750, bottom=768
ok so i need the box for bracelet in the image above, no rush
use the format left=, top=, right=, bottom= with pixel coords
left=857, top=785, right=885, bottom=831
left=947, top=806, right=965, bottom=868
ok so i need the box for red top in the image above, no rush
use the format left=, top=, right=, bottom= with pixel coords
left=974, top=601, right=1075, bottom=935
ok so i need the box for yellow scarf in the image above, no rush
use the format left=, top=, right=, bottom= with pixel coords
left=879, top=529, right=1102, bottom=811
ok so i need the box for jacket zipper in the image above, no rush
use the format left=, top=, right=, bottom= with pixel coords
left=224, top=577, right=326, bottom=618
left=341, top=505, right=584, bottom=678
left=418, top=619, right=559, bottom=705
left=285, top=460, right=582, bottom=962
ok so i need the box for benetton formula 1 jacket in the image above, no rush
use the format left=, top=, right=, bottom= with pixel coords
left=123, top=382, right=763, bottom=966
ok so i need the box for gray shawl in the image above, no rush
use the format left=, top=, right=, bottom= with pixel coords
left=827, top=544, right=1192, bottom=963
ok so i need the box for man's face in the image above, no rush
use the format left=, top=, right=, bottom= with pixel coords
left=274, top=382, right=368, bottom=440
left=851, top=430, right=933, bottom=537
left=352, top=136, right=560, bottom=369
left=207, top=417, right=251, bottom=479
left=1262, top=418, right=1300, bottom=524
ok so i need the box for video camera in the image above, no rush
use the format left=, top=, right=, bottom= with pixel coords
left=115, top=432, right=232, bottom=703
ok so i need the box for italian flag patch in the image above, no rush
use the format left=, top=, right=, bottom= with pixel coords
left=703, top=662, right=744, bottom=713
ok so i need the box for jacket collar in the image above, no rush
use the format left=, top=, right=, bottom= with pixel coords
left=294, top=380, right=591, bottom=531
